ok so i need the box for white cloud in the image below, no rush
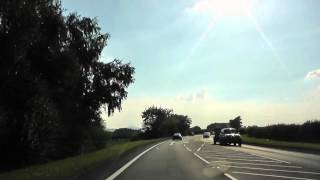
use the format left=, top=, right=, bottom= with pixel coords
left=306, top=69, right=320, bottom=79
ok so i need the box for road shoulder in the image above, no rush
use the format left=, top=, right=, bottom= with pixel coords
left=71, top=139, right=165, bottom=180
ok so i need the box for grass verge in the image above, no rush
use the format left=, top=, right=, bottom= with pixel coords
left=0, top=139, right=163, bottom=180
left=242, top=135, right=320, bottom=152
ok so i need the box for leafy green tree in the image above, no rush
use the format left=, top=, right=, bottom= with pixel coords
left=141, top=106, right=191, bottom=137
left=142, top=106, right=173, bottom=137
left=0, top=0, right=134, bottom=170
left=207, top=123, right=216, bottom=132
left=175, top=114, right=191, bottom=135
left=190, top=126, right=202, bottom=134
left=229, top=116, right=242, bottom=130
left=162, top=114, right=191, bottom=135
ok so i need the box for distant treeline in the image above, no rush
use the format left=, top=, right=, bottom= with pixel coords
left=246, top=120, right=320, bottom=142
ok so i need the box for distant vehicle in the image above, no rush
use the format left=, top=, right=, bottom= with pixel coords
left=172, top=133, right=182, bottom=140
left=203, top=132, right=210, bottom=138
left=213, top=128, right=242, bottom=146
left=190, top=132, right=195, bottom=136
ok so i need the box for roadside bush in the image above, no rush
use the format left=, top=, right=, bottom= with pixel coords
left=239, top=127, right=247, bottom=135
left=112, top=128, right=140, bottom=140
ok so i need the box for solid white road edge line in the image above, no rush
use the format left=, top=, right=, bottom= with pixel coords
left=221, top=165, right=320, bottom=175
left=105, top=141, right=166, bottom=180
left=232, top=171, right=318, bottom=180
left=193, top=153, right=210, bottom=164
left=224, top=173, right=238, bottom=180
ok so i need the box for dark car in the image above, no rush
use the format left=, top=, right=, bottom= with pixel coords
left=172, top=133, right=183, bottom=140
left=213, top=128, right=242, bottom=146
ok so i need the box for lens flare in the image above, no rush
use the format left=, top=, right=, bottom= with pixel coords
left=248, top=12, right=289, bottom=76
left=191, top=0, right=254, bottom=17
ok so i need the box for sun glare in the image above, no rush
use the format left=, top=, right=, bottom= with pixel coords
left=192, top=0, right=255, bottom=17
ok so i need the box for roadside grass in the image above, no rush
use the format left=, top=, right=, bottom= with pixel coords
left=0, top=139, right=162, bottom=180
left=242, top=135, right=320, bottom=152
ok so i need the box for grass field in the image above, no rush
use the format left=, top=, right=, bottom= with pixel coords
left=0, top=139, right=162, bottom=180
left=242, top=135, right=320, bottom=152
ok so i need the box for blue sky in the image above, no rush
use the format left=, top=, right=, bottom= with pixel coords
left=62, top=0, right=320, bottom=128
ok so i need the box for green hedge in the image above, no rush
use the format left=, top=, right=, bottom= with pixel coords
left=246, top=120, right=320, bottom=142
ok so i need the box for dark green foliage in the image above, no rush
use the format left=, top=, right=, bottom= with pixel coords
left=246, top=120, right=320, bottom=142
left=229, top=116, right=242, bottom=130
left=142, top=106, right=191, bottom=138
left=206, top=123, right=229, bottom=133
left=85, top=126, right=113, bottom=151
left=112, top=128, right=140, bottom=139
left=190, top=126, right=202, bottom=134
left=207, top=124, right=215, bottom=132
left=238, top=127, right=247, bottom=135
left=0, top=0, right=134, bottom=170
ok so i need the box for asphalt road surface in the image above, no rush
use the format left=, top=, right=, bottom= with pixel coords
left=108, top=135, right=320, bottom=180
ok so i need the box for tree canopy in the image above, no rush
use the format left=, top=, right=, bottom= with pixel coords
left=229, top=116, right=242, bottom=130
left=0, top=0, right=134, bottom=170
left=190, top=126, right=202, bottom=134
left=207, top=123, right=216, bottom=132
left=142, top=106, right=191, bottom=138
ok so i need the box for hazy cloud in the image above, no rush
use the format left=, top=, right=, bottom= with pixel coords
left=104, top=95, right=320, bottom=129
left=175, top=89, right=208, bottom=102
left=306, top=69, right=320, bottom=79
